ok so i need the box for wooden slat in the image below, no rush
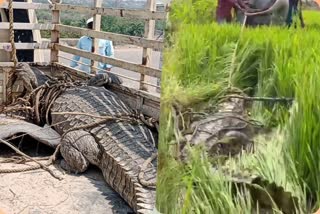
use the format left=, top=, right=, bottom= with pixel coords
left=55, top=44, right=161, bottom=78
left=0, top=62, right=51, bottom=67
left=91, top=0, right=102, bottom=75
left=0, top=62, right=15, bottom=67
left=54, top=62, right=160, bottom=101
left=57, top=57, right=158, bottom=87
left=0, top=42, right=51, bottom=50
left=54, top=4, right=166, bottom=20
left=109, top=84, right=160, bottom=119
left=156, top=3, right=168, bottom=93
left=51, top=0, right=61, bottom=63
left=58, top=38, right=78, bottom=46
left=0, top=23, right=53, bottom=30
left=43, top=38, right=78, bottom=46
left=140, top=0, right=156, bottom=91
left=0, top=2, right=51, bottom=10
left=54, top=62, right=92, bottom=79
left=56, top=25, right=163, bottom=50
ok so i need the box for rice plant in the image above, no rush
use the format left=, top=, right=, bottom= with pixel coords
left=157, top=0, right=320, bottom=213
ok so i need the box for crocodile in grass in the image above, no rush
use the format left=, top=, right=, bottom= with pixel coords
left=181, top=95, right=256, bottom=160
left=7, top=64, right=158, bottom=213
left=179, top=95, right=298, bottom=214
left=49, top=81, right=157, bottom=214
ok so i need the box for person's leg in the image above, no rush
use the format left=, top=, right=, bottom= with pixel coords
left=293, top=0, right=304, bottom=27
left=216, top=0, right=233, bottom=24
left=217, top=17, right=228, bottom=24
left=289, top=0, right=304, bottom=28
left=286, top=0, right=294, bottom=27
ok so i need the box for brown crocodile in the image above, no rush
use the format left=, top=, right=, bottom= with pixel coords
left=4, top=63, right=158, bottom=214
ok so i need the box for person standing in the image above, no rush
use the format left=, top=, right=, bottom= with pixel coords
left=286, top=0, right=304, bottom=28
left=216, top=0, right=250, bottom=24
left=216, top=0, right=237, bottom=23
left=70, top=17, right=114, bottom=74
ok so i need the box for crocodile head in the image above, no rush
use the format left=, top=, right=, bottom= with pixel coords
left=209, top=130, right=254, bottom=157
left=87, top=73, right=123, bottom=88
left=11, top=63, right=40, bottom=102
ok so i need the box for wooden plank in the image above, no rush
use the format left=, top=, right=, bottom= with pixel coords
left=156, top=2, right=168, bottom=93
left=0, top=67, right=7, bottom=104
left=54, top=4, right=166, bottom=20
left=56, top=25, right=164, bottom=50
left=54, top=62, right=93, bottom=79
left=27, top=0, right=45, bottom=63
left=0, top=62, right=51, bottom=67
left=55, top=44, right=161, bottom=78
left=58, top=54, right=159, bottom=87
left=109, top=84, right=160, bottom=119
left=140, top=0, right=156, bottom=91
left=43, top=38, right=78, bottom=46
left=0, top=42, right=51, bottom=50
left=0, top=23, right=53, bottom=30
left=0, top=2, right=51, bottom=10
left=91, top=0, right=102, bottom=75
left=51, top=0, right=61, bottom=63
left=44, top=37, right=162, bottom=48
left=54, top=62, right=160, bottom=102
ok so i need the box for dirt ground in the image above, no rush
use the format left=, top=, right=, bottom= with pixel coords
left=0, top=141, right=132, bottom=214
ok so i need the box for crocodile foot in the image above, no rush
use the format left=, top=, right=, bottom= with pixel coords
left=60, top=130, right=101, bottom=174
left=59, top=159, right=75, bottom=174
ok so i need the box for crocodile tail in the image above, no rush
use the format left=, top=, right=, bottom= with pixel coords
left=93, top=124, right=157, bottom=213
left=221, top=169, right=299, bottom=214
left=99, top=149, right=156, bottom=213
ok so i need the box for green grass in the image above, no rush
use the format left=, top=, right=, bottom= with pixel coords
left=157, top=1, right=320, bottom=213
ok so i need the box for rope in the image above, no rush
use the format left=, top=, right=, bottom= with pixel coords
left=8, top=0, right=18, bottom=70
left=0, top=139, right=62, bottom=180
left=0, top=162, right=51, bottom=173
left=138, top=152, right=157, bottom=188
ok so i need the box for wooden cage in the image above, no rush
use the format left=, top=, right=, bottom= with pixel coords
left=0, top=0, right=169, bottom=119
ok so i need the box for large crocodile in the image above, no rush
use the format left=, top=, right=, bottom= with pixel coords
left=5, top=63, right=158, bottom=214
left=175, top=94, right=298, bottom=214
left=50, top=85, right=158, bottom=214
left=180, top=94, right=256, bottom=161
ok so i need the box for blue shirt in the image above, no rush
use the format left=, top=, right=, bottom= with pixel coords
left=70, top=36, right=114, bottom=74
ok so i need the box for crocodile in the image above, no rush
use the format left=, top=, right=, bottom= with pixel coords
left=48, top=82, right=157, bottom=213
left=177, top=94, right=298, bottom=213
left=4, top=63, right=158, bottom=213
left=181, top=95, right=256, bottom=160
